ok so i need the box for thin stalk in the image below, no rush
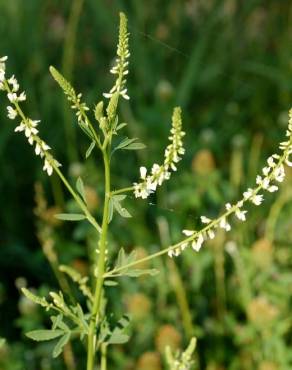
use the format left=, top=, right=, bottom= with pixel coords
left=157, top=217, right=194, bottom=339
left=111, top=186, right=134, bottom=196
left=53, top=166, right=102, bottom=233
left=100, top=344, right=107, bottom=370
left=87, top=150, right=111, bottom=370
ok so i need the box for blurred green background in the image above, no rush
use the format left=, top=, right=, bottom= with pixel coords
left=0, top=0, right=292, bottom=369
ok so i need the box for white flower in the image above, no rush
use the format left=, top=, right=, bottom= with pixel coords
left=191, top=234, right=204, bottom=252
left=43, top=159, right=53, bottom=176
left=7, top=106, right=17, bottom=119
left=168, top=250, right=174, bottom=258
left=35, top=143, right=41, bottom=156
left=262, top=167, right=270, bottom=176
left=182, top=229, right=195, bottom=236
left=7, top=92, right=17, bottom=102
left=14, top=122, right=25, bottom=132
left=219, top=217, right=231, bottom=231
left=251, top=194, right=263, bottom=205
left=274, top=165, right=285, bottom=182
left=235, top=208, right=247, bottom=221
left=201, top=216, right=211, bottom=224
left=18, top=91, right=26, bottom=101
left=225, top=203, right=232, bottom=211
left=243, top=188, right=253, bottom=200
left=8, top=75, right=19, bottom=92
left=267, top=185, right=278, bottom=192
left=207, top=229, right=215, bottom=239
left=139, top=166, right=147, bottom=179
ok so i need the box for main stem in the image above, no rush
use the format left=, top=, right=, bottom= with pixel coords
left=87, top=150, right=111, bottom=370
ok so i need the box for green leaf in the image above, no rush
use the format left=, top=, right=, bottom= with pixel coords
left=0, top=338, right=6, bottom=348
left=104, top=280, right=119, bottom=286
left=124, top=268, right=159, bottom=277
left=86, top=141, right=95, bottom=159
left=107, top=315, right=130, bottom=344
left=107, top=331, right=129, bottom=344
left=112, top=195, right=131, bottom=218
left=123, top=142, right=146, bottom=150
left=76, top=177, right=86, bottom=202
left=26, top=329, right=64, bottom=342
left=52, top=332, right=70, bottom=358
left=115, top=137, right=137, bottom=150
left=116, top=122, right=127, bottom=131
left=21, top=288, right=49, bottom=308
left=78, top=120, right=95, bottom=141
left=51, top=315, right=63, bottom=330
left=55, top=213, right=86, bottom=221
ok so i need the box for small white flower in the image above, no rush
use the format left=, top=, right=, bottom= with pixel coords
left=182, top=229, right=195, bottom=236
left=41, top=142, right=51, bottom=151
left=7, top=106, right=17, bottom=119
left=262, top=177, right=270, bottom=189
left=225, top=203, right=232, bottom=211
left=251, top=194, right=263, bottom=205
left=235, top=209, right=247, bottom=221
left=168, top=250, right=174, bottom=258
left=8, top=75, right=19, bottom=92
left=274, top=165, right=285, bottom=182
left=139, top=166, right=147, bottom=179
left=18, top=91, right=26, bottom=101
left=7, top=92, right=17, bottom=102
left=219, top=217, right=231, bottom=231
left=243, top=188, right=253, bottom=200
left=207, top=229, right=215, bottom=239
left=14, top=122, right=25, bottom=132
left=262, top=167, right=270, bottom=176
left=267, top=185, right=278, bottom=192
left=201, top=216, right=211, bottom=224
left=180, top=242, right=188, bottom=251
left=35, top=143, right=41, bottom=156
left=267, top=156, right=275, bottom=167
left=43, top=159, right=53, bottom=176
left=191, top=234, right=204, bottom=252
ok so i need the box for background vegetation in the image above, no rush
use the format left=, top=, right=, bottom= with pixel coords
left=0, top=0, right=292, bottom=369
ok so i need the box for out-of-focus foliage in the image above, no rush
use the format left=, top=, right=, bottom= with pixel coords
left=0, top=0, right=292, bottom=369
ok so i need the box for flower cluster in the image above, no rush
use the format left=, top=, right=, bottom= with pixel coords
left=49, top=66, right=90, bottom=127
left=0, top=56, right=61, bottom=176
left=168, top=110, right=292, bottom=257
left=103, top=12, right=130, bottom=101
left=134, top=107, right=185, bottom=199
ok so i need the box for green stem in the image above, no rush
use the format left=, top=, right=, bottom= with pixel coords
left=87, top=150, right=111, bottom=370
left=111, top=186, right=134, bottom=196
left=53, top=166, right=102, bottom=233
left=101, top=344, right=107, bottom=370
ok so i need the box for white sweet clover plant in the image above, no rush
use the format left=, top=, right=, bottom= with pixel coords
left=1, top=11, right=292, bottom=370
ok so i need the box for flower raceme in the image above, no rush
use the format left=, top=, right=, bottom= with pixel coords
left=168, top=110, right=292, bottom=257
left=0, top=56, right=61, bottom=176
left=133, top=107, right=185, bottom=199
